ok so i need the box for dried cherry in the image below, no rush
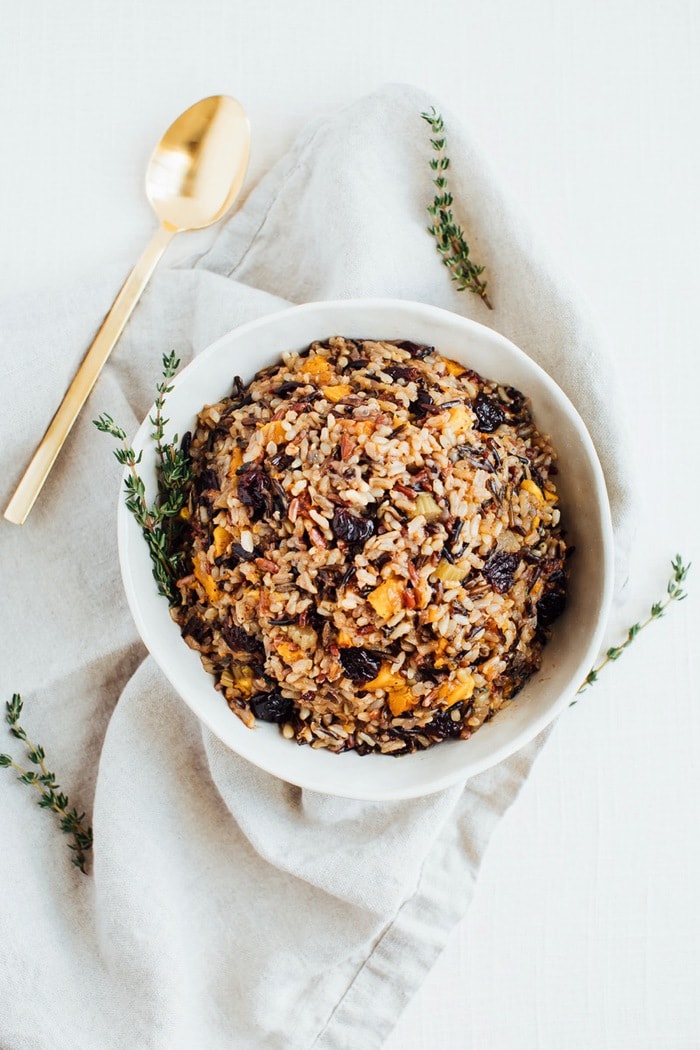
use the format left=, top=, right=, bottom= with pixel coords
left=331, top=508, right=375, bottom=545
left=237, top=467, right=274, bottom=521
left=473, top=393, right=505, bottom=433
left=394, top=340, right=434, bottom=360
left=384, top=364, right=423, bottom=384
left=250, top=691, right=294, bottom=723
left=339, top=647, right=383, bottom=683
left=536, top=589, right=567, bottom=627
left=482, top=550, right=520, bottom=593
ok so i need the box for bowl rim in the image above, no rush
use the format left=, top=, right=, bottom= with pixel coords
left=118, top=297, right=615, bottom=799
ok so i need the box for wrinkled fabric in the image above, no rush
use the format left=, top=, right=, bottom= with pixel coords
left=0, top=84, right=634, bottom=1050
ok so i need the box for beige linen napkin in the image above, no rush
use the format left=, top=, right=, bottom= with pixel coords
left=0, top=84, right=634, bottom=1050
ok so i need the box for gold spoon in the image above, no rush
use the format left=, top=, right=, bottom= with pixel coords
left=4, top=95, right=250, bottom=525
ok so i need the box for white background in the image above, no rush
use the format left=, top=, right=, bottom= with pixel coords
left=2, top=2, right=699, bottom=1047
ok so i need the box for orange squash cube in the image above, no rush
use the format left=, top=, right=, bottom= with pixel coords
left=367, top=576, right=404, bottom=620
left=442, top=356, right=467, bottom=377
left=322, top=383, right=353, bottom=403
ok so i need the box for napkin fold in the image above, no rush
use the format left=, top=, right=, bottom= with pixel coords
left=0, top=84, right=634, bottom=1050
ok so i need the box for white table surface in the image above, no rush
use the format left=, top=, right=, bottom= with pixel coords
left=2, top=2, right=699, bottom=1047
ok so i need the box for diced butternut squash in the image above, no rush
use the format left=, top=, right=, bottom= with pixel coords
left=261, top=420, right=286, bottom=445
left=179, top=504, right=191, bottom=521
left=322, top=383, right=353, bottom=403
left=301, top=354, right=333, bottom=380
left=276, top=640, right=303, bottom=664
left=367, top=576, right=404, bottom=620
left=193, top=554, right=220, bottom=602
left=447, top=405, right=472, bottom=435
left=520, top=479, right=544, bottom=504
left=227, top=446, right=244, bottom=477
left=336, top=628, right=353, bottom=647
left=212, top=525, right=233, bottom=558
left=442, top=356, right=467, bottom=377
left=433, top=638, right=452, bottom=669
left=352, top=420, right=375, bottom=438
left=437, top=673, right=475, bottom=706
left=387, top=685, right=418, bottom=717
left=365, top=663, right=405, bottom=692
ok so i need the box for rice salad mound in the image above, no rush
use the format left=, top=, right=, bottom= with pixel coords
left=171, top=336, right=569, bottom=756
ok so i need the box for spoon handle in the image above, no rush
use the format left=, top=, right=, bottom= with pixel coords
left=4, top=224, right=176, bottom=525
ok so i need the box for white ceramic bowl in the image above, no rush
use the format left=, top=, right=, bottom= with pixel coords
left=118, top=299, right=614, bottom=800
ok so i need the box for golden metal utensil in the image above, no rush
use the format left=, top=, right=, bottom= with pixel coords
left=4, top=95, right=250, bottom=525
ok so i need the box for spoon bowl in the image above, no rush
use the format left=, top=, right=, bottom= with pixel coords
left=4, top=95, right=250, bottom=525
left=147, top=96, right=250, bottom=231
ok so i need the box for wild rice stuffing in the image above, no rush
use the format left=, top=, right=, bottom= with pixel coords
left=171, top=337, right=569, bottom=755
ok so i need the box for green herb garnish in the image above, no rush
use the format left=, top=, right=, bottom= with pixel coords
left=0, top=694, right=93, bottom=873
left=574, top=554, right=690, bottom=701
left=94, top=351, right=192, bottom=605
left=421, top=107, right=493, bottom=309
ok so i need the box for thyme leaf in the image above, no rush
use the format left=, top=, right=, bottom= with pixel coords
left=1, top=694, right=93, bottom=873
left=94, top=352, right=192, bottom=606
left=421, top=107, right=493, bottom=309
left=572, top=555, right=690, bottom=703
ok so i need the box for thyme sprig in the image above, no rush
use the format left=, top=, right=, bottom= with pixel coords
left=150, top=351, right=193, bottom=509
left=0, top=694, right=93, bottom=873
left=421, top=107, right=493, bottom=310
left=574, top=555, right=690, bottom=702
left=94, top=351, right=192, bottom=605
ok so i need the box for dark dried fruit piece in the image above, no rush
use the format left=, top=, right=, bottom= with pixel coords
left=384, top=364, right=423, bottom=384
left=536, top=589, right=567, bottom=628
left=250, top=691, right=295, bottom=724
left=237, top=467, right=274, bottom=521
left=222, top=621, right=262, bottom=654
left=331, top=508, right=376, bottom=546
left=473, top=393, right=505, bottom=433
left=424, top=704, right=465, bottom=740
left=502, top=385, right=527, bottom=414
left=182, top=615, right=211, bottom=647
left=339, top=647, right=383, bottom=683
left=409, top=386, right=435, bottom=419
left=482, top=550, right=520, bottom=593
left=394, top=340, right=435, bottom=360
